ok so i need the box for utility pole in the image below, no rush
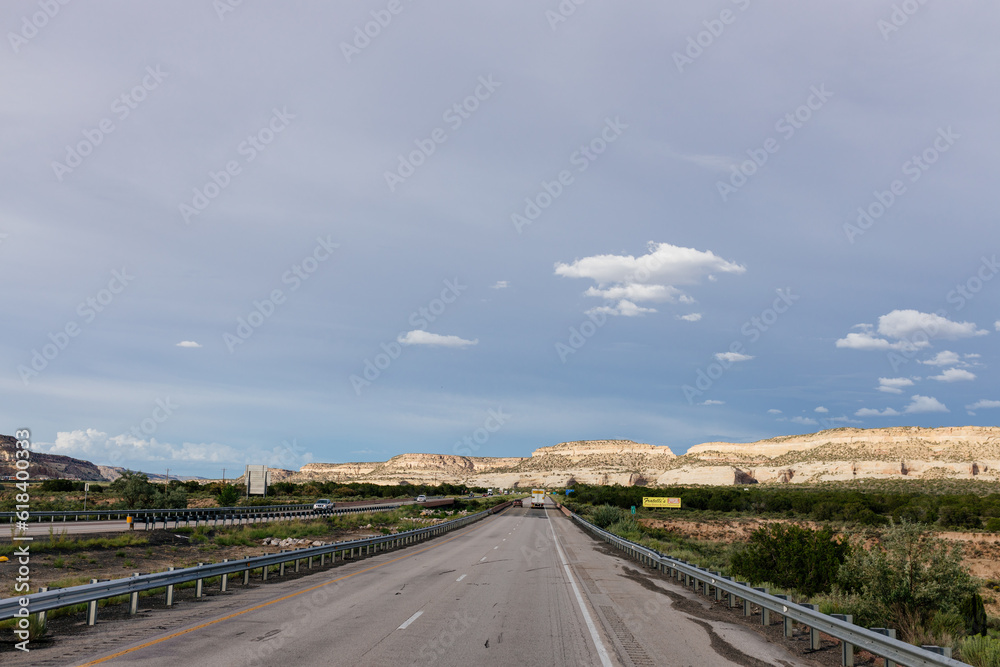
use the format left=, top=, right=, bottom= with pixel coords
left=165, top=469, right=169, bottom=490
left=222, top=468, right=226, bottom=484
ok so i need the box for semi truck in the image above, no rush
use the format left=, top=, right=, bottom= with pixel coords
left=531, top=489, right=545, bottom=509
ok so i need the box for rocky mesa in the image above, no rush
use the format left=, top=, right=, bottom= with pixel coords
left=290, top=427, right=1000, bottom=488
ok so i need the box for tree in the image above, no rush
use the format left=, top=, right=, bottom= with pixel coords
left=961, top=592, right=988, bottom=637
left=109, top=470, right=156, bottom=509
left=215, top=484, right=241, bottom=507
left=837, top=520, right=979, bottom=628
left=730, top=523, right=850, bottom=597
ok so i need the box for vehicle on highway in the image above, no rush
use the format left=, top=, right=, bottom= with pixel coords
left=531, top=489, right=545, bottom=509
left=312, top=499, right=333, bottom=511
left=416, top=495, right=426, bottom=502
left=512, top=499, right=522, bottom=507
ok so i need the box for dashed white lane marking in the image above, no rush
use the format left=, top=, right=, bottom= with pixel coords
left=398, top=611, right=423, bottom=630
left=456, top=574, right=467, bottom=582
left=493, top=546, right=498, bottom=549
left=480, top=556, right=487, bottom=562
left=546, top=512, right=613, bottom=667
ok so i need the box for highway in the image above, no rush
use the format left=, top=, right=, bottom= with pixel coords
left=13, top=499, right=823, bottom=666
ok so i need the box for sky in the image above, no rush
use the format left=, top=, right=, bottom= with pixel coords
left=3, top=1, right=999, bottom=477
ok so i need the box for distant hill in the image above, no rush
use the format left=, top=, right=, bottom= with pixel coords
left=0, top=435, right=208, bottom=482
left=1, top=434, right=108, bottom=480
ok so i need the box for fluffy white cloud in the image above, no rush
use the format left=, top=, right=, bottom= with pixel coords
left=175, top=341, right=202, bottom=348
left=586, top=300, right=656, bottom=317
left=678, top=313, right=702, bottom=322
left=919, top=350, right=962, bottom=366
left=790, top=416, right=818, bottom=425
left=767, top=408, right=782, bottom=414
left=877, top=377, right=915, bottom=394
left=397, top=330, right=478, bottom=347
left=714, top=351, right=754, bottom=363
left=836, top=311, right=987, bottom=351
left=995, top=320, right=1000, bottom=331
left=34, top=429, right=313, bottom=470
left=877, top=309, right=988, bottom=340
left=904, top=394, right=949, bottom=413
left=835, top=331, right=928, bottom=351
left=555, top=241, right=745, bottom=316
left=930, top=368, right=976, bottom=382
left=701, top=399, right=725, bottom=405
left=966, top=399, right=1000, bottom=414
left=814, top=406, right=828, bottom=413
left=855, top=407, right=901, bottom=417
left=491, top=280, right=508, bottom=289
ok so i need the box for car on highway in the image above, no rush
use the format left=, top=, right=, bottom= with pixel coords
left=416, top=495, right=426, bottom=502
left=312, top=499, right=333, bottom=511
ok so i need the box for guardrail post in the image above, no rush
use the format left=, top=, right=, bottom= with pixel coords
left=308, top=555, right=314, bottom=569
left=294, top=555, right=300, bottom=573
left=87, top=579, right=98, bottom=625
left=752, top=588, right=769, bottom=625
left=830, top=614, right=854, bottom=665
left=196, top=563, right=204, bottom=597
left=262, top=558, right=269, bottom=581
left=723, top=576, right=736, bottom=608
left=130, top=573, right=140, bottom=614
left=737, top=582, right=751, bottom=616
left=799, top=603, right=821, bottom=649
left=221, top=560, right=229, bottom=592
left=242, top=565, right=250, bottom=586
left=166, top=567, right=175, bottom=605
left=38, top=586, right=48, bottom=625
left=870, top=628, right=896, bottom=667
left=772, top=595, right=792, bottom=637
left=279, top=552, right=286, bottom=577
left=921, top=646, right=952, bottom=658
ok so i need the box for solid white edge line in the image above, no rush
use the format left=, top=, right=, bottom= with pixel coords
left=547, top=512, right=614, bottom=667
left=398, top=610, right=423, bottom=629
left=456, top=574, right=467, bottom=582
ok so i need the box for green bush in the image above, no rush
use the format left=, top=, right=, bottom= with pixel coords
left=215, top=484, right=241, bottom=507
left=591, top=504, right=626, bottom=529
left=729, top=524, right=850, bottom=597
left=837, top=520, right=979, bottom=629
left=964, top=592, right=989, bottom=637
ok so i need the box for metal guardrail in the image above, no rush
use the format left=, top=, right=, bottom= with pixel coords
left=1, top=501, right=409, bottom=526
left=0, top=500, right=512, bottom=624
left=568, top=511, right=968, bottom=667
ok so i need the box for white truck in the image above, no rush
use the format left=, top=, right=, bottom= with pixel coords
left=531, top=489, right=545, bottom=509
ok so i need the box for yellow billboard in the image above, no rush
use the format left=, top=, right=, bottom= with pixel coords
left=643, top=497, right=681, bottom=508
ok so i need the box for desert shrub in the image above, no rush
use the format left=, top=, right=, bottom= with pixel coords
left=215, top=484, right=241, bottom=507
left=591, top=504, right=627, bottom=529
left=730, top=524, right=850, bottom=597
left=837, top=520, right=979, bottom=630
left=607, top=516, right=641, bottom=540
left=959, top=634, right=1000, bottom=667
left=986, top=518, right=1000, bottom=532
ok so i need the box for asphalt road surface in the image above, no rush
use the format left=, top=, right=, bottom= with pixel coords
left=19, top=498, right=823, bottom=666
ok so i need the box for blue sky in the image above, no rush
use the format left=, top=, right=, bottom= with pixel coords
left=3, top=1, right=999, bottom=476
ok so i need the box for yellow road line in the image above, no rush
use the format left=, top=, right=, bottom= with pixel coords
left=78, top=509, right=508, bottom=666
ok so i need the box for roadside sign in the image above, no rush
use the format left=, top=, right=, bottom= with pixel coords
left=630, top=506, right=636, bottom=514
left=85, top=483, right=90, bottom=492
left=643, top=497, right=681, bottom=508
